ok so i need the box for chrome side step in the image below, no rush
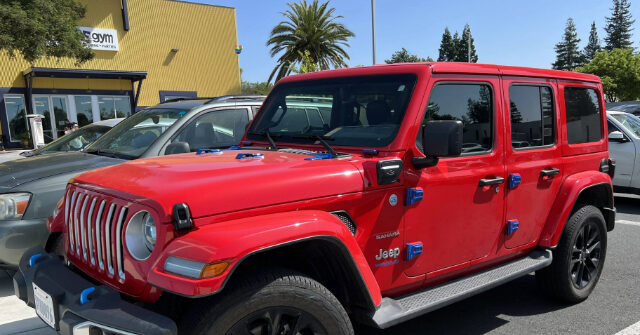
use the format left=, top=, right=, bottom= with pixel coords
left=372, top=249, right=552, bottom=328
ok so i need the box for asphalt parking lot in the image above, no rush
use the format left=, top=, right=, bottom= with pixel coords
left=2, top=194, right=640, bottom=335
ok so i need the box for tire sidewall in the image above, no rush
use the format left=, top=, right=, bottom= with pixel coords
left=559, top=206, right=607, bottom=300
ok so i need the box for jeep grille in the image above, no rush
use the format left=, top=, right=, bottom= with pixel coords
left=65, top=188, right=128, bottom=280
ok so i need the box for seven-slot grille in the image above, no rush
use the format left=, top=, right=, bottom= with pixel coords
left=65, top=187, right=128, bottom=280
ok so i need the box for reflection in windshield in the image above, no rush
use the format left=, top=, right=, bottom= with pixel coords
left=86, top=108, right=187, bottom=159
left=612, top=113, right=640, bottom=138
left=247, top=75, right=416, bottom=148
left=32, top=125, right=111, bottom=155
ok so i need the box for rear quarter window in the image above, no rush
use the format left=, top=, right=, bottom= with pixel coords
left=564, top=87, right=602, bottom=144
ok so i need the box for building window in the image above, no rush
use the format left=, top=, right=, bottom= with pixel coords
left=159, top=90, right=197, bottom=102
left=74, top=96, right=94, bottom=127
left=98, top=96, right=131, bottom=120
left=564, top=87, right=602, bottom=144
left=509, top=85, right=555, bottom=149
left=3, top=95, right=27, bottom=142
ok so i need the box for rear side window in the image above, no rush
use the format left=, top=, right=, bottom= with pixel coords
left=564, top=87, right=602, bottom=144
left=421, top=83, right=493, bottom=155
left=509, top=85, right=555, bottom=149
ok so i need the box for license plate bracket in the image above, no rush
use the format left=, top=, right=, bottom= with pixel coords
left=33, top=283, right=58, bottom=329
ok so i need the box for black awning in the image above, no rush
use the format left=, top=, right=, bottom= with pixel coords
left=23, top=67, right=147, bottom=81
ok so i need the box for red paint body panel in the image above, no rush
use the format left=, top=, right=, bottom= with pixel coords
left=53, top=63, right=612, bottom=311
left=147, top=210, right=382, bottom=305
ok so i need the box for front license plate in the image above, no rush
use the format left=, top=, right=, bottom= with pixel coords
left=33, top=283, right=56, bottom=329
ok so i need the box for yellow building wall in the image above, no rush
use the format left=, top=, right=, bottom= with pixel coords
left=0, top=0, right=241, bottom=106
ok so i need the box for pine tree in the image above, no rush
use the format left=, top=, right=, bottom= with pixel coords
left=456, top=24, right=479, bottom=62
left=553, top=18, right=584, bottom=71
left=584, top=22, right=601, bottom=63
left=604, top=0, right=635, bottom=50
left=437, top=28, right=456, bottom=61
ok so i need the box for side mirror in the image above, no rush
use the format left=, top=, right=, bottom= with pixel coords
left=165, top=142, right=191, bottom=155
left=608, top=131, right=627, bottom=143
left=413, top=120, right=463, bottom=169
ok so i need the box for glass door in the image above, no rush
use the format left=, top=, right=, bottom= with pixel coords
left=33, top=96, right=55, bottom=143
left=51, top=96, right=69, bottom=139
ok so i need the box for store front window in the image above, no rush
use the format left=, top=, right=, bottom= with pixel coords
left=3, top=95, right=28, bottom=143
left=74, top=96, right=94, bottom=127
left=98, top=96, right=131, bottom=120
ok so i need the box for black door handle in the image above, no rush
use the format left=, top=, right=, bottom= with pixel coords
left=540, top=168, right=560, bottom=177
left=479, top=176, right=505, bottom=186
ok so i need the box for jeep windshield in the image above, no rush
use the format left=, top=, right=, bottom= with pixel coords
left=247, top=74, right=416, bottom=148
left=86, top=108, right=187, bottom=159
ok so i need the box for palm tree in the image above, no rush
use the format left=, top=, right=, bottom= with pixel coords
left=266, top=0, right=355, bottom=83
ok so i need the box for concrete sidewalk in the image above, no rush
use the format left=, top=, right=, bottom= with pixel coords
left=0, top=271, right=54, bottom=335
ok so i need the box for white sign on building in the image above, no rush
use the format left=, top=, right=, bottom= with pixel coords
left=77, top=26, right=119, bottom=51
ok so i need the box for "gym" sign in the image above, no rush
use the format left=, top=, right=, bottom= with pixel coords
left=77, top=26, right=119, bottom=51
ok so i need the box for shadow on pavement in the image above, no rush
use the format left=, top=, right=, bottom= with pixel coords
left=355, top=275, right=567, bottom=335
left=614, top=194, right=640, bottom=217
left=0, top=317, right=54, bottom=335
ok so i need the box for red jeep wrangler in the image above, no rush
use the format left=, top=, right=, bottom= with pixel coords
left=15, top=63, right=615, bottom=335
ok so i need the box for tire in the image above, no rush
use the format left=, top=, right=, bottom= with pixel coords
left=536, top=204, right=607, bottom=303
left=181, top=268, right=354, bottom=335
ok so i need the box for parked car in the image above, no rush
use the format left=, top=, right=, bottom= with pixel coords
left=607, top=110, right=640, bottom=193
left=0, top=97, right=263, bottom=270
left=0, top=119, right=123, bottom=164
left=607, top=101, right=640, bottom=116
left=16, top=63, right=614, bottom=335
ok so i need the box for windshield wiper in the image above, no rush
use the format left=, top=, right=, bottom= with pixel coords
left=291, top=135, right=337, bottom=158
left=86, top=149, right=136, bottom=160
left=248, top=130, right=279, bottom=150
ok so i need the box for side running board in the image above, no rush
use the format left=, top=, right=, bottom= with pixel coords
left=372, top=249, right=552, bottom=328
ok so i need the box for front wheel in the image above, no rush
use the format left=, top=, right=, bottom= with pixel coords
left=536, top=204, right=607, bottom=303
left=181, top=269, right=354, bottom=335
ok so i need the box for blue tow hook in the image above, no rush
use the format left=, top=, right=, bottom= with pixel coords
left=80, top=287, right=96, bottom=305
left=29, top=254, right=43, bottom=267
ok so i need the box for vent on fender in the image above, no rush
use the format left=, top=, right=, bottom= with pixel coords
left=330, top=211, right=357, bottom=236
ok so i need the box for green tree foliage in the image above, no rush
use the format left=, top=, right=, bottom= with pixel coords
left=0, top=0, right=93, bottom=64
left=385, top=48, right=433, bottom=63
left=266, top=0, right=354, bottom=83
left=438, top=25, right=478, bottom=62
left=584, top=22, right=602, bottom=63
left=553, top=18, right=584, bottom=71
left=576, top=48, right=640, bottom=101
left=456, top=24, right=479, bottom=63
left=604, top=0, right=635, bottom=51
left=241, top=81, right=274, bottom=95
left=437, top=27, right=456, bottom=61
left=289, top=50, right=320, bottom=74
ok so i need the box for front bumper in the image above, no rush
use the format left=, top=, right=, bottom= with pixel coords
left=13, top=249, right=177, bottom=335
left=0, top=218, right=48, bottom=269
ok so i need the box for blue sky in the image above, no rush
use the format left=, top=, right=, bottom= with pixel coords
left=189, top=0, right=640, bottom=83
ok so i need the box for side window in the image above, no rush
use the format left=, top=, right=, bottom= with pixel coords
left=564, top=87, right=602, bottom=144
left=173, top=109, right=249, bottom=152
left=420, top=83, right=493, bottom=155
left=509, top=85, right=555, bottom=149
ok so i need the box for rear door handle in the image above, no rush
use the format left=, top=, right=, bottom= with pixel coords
left=479, top=177, right=505, bottom=186
left=540, top=168, right=560, bottom=177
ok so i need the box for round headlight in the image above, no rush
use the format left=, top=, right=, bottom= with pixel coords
left=125, top=211, right=156, bottom=261
left=143, top=214, right=156, bottom=251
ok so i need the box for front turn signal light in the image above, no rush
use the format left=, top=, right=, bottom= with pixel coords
left=201, top=262, right=229, bottom=279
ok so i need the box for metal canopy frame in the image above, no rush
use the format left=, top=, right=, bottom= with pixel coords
left=22, top=67, right=147, bottom=115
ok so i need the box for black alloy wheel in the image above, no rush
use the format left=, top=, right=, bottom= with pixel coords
left=228, top=306, right=327, bottom=335
left=570, top=220, right=602, bottom=289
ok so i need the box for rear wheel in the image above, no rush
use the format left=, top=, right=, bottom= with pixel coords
left=536, top=204, right=607, bottom=303
left=181, top=269, right=354, bottom=335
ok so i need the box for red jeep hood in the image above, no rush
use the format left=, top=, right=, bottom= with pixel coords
left=73, top=150, right=364, bottom=219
